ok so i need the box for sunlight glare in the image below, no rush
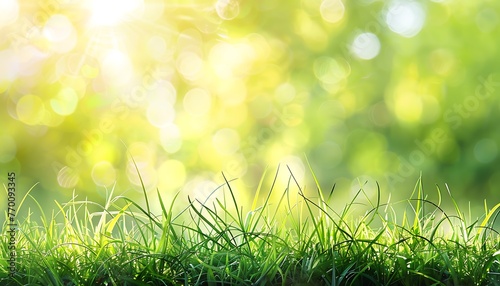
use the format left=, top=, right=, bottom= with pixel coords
left=88, top=0, right=144, bottom=27
left=0, top=0, right=19, bottom=28
left=351, top=32, right=381, bottom=60
left=386, top=0, right=426, bottom=38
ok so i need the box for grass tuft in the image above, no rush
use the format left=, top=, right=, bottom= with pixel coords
left=2, top=168, right=500, bottom=285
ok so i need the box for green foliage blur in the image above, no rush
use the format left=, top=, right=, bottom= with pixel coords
left=1, top=0, right=499, bottom=215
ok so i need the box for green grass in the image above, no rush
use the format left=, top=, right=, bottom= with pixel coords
left=2, top=166, right=500, bottom=285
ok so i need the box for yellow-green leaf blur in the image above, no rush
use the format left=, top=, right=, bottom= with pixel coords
left=1, top=0, right=499, bottom=214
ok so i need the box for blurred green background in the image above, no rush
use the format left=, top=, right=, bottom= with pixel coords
left=1, top=0, right=499, bottom=217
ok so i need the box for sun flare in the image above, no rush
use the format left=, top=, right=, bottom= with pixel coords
left=87, top=0, right=144, bottom=27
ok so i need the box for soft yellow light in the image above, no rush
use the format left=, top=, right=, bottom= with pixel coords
left=88, top=0, right=143, bottom=27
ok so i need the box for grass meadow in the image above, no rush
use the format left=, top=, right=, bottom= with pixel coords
left=2, top=166, right=500, bottom=285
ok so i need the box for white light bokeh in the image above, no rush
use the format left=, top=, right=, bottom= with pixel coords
left=0, top=49, right=18, bottom=82
left=143, top=0, right=165, bottom=21
left=314, top=56, right=351, bottom=85
left=0, top=0, right=19, bottom=28
left=476, top=8, right=499, bottom=33
left=215, top=0, right=240, bottom=20
left=149, top=100, right=176, bottom=125
left=386, top=0, right=426, bottom=38
left=185, top=178, right=220, bottom=204
left=57, top=166, right=80, bottom=189
left=91, top=161, right=116, bottom=186
left=274, top=82, right=296, bottom=105
left=43, top=14, right=78, bottom=53
left=320, top=0, right=345, bottom=24
left=147, top=36, right=169, bottom=61
left=16, top=94, right=46, bottom=125
left=160, top=123, right=182, bottom=153
left=147, top=98, right=176, bottom=128
left=51, top=87, right=79, bottom=116
left=126, top=142, right=158, bottom=189
left=88, top=0, right=144, bottom=27
left=212, top=128, right=240, bottom=156
left=209, top=42, right=256, bottom=78
left=184, top=88, right=212, bottom=117
left=278, top=155, right=306, bottom=186
left=351, top=32, right=381, bottom=60
left=215, top=78, right=247, bottom=106
left=15, top=46, right=47, bottom=77
left=100, top=50, right=134, bottom=86
left=177, top=51, right=204, bottom=80
left=149, top=80, right=177, bottom=105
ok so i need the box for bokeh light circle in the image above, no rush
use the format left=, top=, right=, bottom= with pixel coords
left=16, top=95, right=46, bottom=125
left=147, top=101, right=175, bottom=128
left=147, top=36, right=168, bottom=61
left=0, top=49, right=18, bottom=84
left=215, top=0, right=240, bottom=20
left=100, top=50, right=133, bottom=86
left=393, top=92, right=423, bottom=123
left=43, top=14, right=77, bottom=53
left=275, top=83, right=296, bottom=105
left=51, top=87, right=79, bottom=116
left=320, top=0, right=345, bottom=24
left=386, top=0, right=426, bottom=38
left=476, top=8, right=499, bottom=33
left=57, top=166, right=80, bottom=189
left=150, top=80, right=177, bottom=105
left=177, top=51, right=203, bottom=80
left=351, top=32, right=381, bottom=60
left=0, top=0, right=19, bottom=28
left=88, top=0, right=144, bottom=27
left=314, top=56, right=351, bottom=85
left=91, top=161, right=116, bottom=186
left=160, top=124, right=182, bottom=153
left=43, top=15, right=73, bottom=42
left=216, top=78, right=247, bottom=106
left=187, top=178, right=219, bottom=204
left=212, top=128, right=240, bottom=156
left=184, top=88, right=212, bottom=117
left=474, top=139, right=498, bottom=164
